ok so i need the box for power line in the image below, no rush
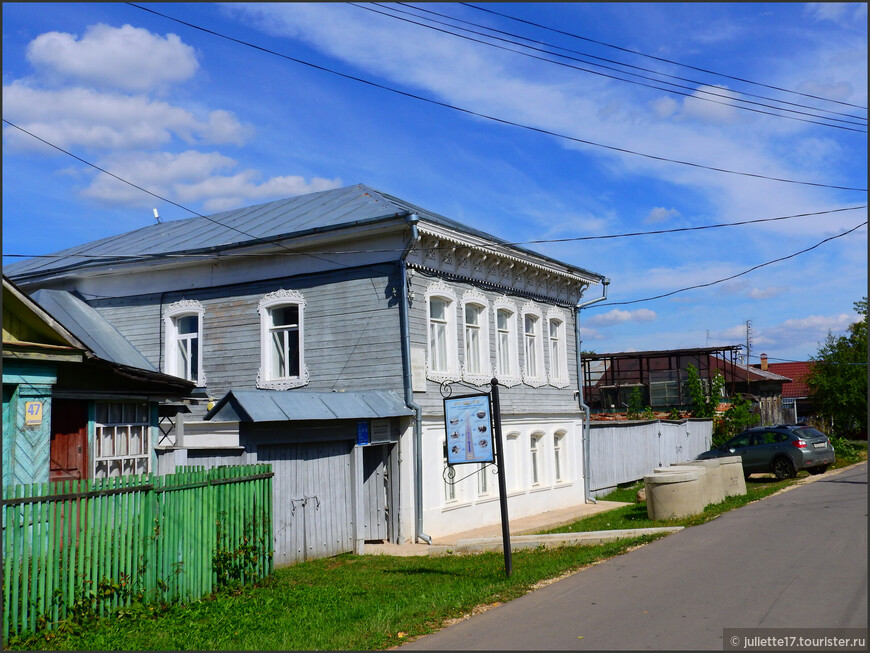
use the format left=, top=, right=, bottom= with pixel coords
left=0, top=119, right=344, bottom=269
left=397, top=2, right=867, bottom=123
left=123, top=3, right=868, bottom=193
left=461, top=2, right=869, bottom=112
left=598, top=221, right=868, bottom=307
left=4, top=120, right=865, bottom=314
left=356, top=3, right=866, bottom=132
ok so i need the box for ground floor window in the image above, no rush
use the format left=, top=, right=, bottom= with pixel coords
left=94, top=402, right=152, bottom=478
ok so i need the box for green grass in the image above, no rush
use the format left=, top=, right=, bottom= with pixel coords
left=6, top=535, right=665, bottom=651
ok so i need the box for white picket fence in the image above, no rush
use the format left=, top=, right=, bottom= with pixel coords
left=588, top=419, right=712, bottom=496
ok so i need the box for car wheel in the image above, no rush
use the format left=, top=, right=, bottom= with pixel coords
left=809, top=465, right=828, bottom=475
left=772, top=457, right=796, bottom=480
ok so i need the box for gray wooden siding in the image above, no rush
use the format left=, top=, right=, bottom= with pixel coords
left=258, top=440, right=354, bottom=566
left=89, top=264, right=405, bottom=416
left=407, top=272, right=582, bottom=417
left=587, top=419, right=713, bottom=494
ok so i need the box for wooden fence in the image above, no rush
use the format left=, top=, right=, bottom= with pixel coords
left=1, top=464, right=273, bottom=640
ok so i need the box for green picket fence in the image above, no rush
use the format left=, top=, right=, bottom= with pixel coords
left=1, top=464, right=273, bottom=640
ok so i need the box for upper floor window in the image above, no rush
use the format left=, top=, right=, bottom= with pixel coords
left=547, top=309, right=569, bottom=388
left=522, top=303, right=546, bottom=387
left=493, top=297, right=521, bottom=387
left=164, top=300, right=205, bottom=386
left=461, top=289, right=491, bottom=385
left=425, top=281, right=459, bottom=383
left=258, top=289, right=309, bottom=390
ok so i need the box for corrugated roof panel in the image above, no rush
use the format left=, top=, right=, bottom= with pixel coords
left=207, top=389, right=412, bottom=422
left=29, top=289, right=156, bottom=371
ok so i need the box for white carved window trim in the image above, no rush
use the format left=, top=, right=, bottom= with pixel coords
left=164, top=299, right=206, bottom=386
left=521, top=302, right=546, bottom=387
left=257, top=289, right=310, bottom=390
left=94, top=401, right=152, bottom=478
left=493, top=297, right=521, bottom=387
left=460, top=289, right=491, bottom=386
left=546, top=307, right=570, bottom=388
left=425, top=280, right=460, bottom=383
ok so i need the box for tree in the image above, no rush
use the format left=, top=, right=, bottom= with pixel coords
left=686, top=364, right=725, bottom=419
left=806, top=297, right=868, bottom=439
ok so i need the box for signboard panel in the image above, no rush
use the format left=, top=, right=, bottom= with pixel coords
left=24, top=401, right=43, bottom=427
left=444, top=393, right=494, bottom=464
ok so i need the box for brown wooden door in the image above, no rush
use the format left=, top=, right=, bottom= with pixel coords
left=50, top=399, right=89, bottom=482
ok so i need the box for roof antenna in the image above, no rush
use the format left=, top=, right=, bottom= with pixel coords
left=153, top=208, right=162, bottom=224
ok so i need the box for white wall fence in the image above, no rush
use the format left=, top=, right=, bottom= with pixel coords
left=588, top=419, right=712, bottom=496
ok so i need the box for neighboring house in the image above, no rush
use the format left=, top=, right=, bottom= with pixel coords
left=755, top=355, right=815, bottom=424
left=6, top=184, right=607, bottom=563
left=582, top=346, right=790, bottom=425
left=2, top=276, right=193, bottom=487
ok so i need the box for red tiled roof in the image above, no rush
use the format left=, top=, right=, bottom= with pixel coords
left=766, top=362, right=814, bottom=398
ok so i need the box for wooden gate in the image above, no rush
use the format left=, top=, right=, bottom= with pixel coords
left=258, top=441, right=354, bottom=566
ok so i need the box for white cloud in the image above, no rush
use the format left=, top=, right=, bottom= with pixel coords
left=585, top=308, right=657, bottom=327
left=804, top=3, right=868, bottom=28
left=747, top=286, right=789, bottom=300
left=2, top=83, right=252, bottom=151
left=78, top=150, right=343, bottom=209
left=26, top=24, right=198, bottom=92
left=645, top=207, right=681, bottom=224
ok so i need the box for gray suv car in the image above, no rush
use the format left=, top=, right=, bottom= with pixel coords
left=697, top=425, right=835, bottom=480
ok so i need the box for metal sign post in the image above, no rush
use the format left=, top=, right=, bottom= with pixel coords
left=441, top=380, right=511, bottom=577
left=490, top=378, right=512, bottom=577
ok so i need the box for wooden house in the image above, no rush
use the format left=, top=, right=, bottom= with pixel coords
left=2, top=276, right=193, bottom=486
left=6, top=184, right=607, bottom=563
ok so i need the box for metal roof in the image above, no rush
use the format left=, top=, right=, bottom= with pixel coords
left=5, top=183, right=602, bottom=282
left=204, top=389, right=414, bottom=422
left=29, top=288, right=157, bottom=371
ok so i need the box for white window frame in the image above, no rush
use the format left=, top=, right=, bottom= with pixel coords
left=94, top=401, right=152, bottom=478
left=477, top=462, right=490, bottom=496
left=546, top=308, right=570, bottom=388
left=257, top=289, right=310, bottom=390
left=164, top=300, right=206, bottom=386
left=521, top=302, right=546, bottom=387
left=553, top=430, right=567, bottom=483
left=530, top=431, right=544, bottom=486
left=461, top=289, right=491, bottom=386
left=506, top=431, right=522, bottom=492
left=425, top=280, right=460, bottom=383
left=493, top=297, right=521, bottom=387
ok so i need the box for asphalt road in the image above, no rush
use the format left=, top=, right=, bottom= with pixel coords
left=400, top=462, right=868, bottom=651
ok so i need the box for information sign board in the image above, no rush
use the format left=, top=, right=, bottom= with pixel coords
left=444, top=393, right=494, bottom=464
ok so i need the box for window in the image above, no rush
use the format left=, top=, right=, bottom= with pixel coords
left=461, top=290, right=491, bottom=385
left=547, top=310, right=569, bottom=387
left=506, top=432, right=521, bottom=491
left=530, top=432, right=543, bottom=485
left=425, top=281, right=459, bottom=382
left=443, top=439, right=457, bottom=502
left=94, top=402, right=151, bottom=478
left=478, top=462, right=489, bottom=495
left=258, top=289, right=309, bottom=389
left=521, top=303, right=546, bottom=386
left=164, top=300, right=205, bottom=385
left=493, top=297, right=521, bottom=387
left=553, top=431, right=566, bottom=483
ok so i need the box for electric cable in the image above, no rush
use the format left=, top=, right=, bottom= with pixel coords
left=123, top=3, right=868, bottom=193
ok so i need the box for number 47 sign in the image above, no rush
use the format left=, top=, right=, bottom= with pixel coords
left=25, top=401, right=43, bottom=427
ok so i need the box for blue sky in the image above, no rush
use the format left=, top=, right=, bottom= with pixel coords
left=3, top=2, right=867, bottom=363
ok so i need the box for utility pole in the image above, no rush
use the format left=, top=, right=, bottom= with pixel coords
left=745, top=320, right=751, bottom=393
